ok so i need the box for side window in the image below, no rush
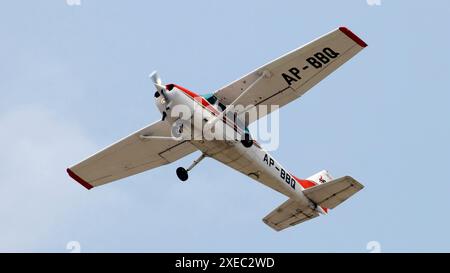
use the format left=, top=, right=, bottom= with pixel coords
left=218, top=102, right=226, bottom=111
left=207, top=96, right=217, bottom=105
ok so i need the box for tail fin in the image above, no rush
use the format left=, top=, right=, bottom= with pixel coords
left=306, top=170, right=334, bottom=184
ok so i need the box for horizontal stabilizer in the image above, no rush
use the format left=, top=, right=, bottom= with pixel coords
left=263, top=199, right=319, bottom=232
left=303, top=176, right=364, bottom=209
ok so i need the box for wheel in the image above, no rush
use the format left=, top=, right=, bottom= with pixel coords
left=176, top=167, right=189, bottom=181
left=241, top=133, right=253, bottom=148
left=154, top=91, right=160, bottom=98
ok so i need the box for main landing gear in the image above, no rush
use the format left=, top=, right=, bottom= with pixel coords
left=241, top=133, right=253, bottom=148
left=176, top=153, right=207, bottom=182
left=176, top=167, right=189, bottom=181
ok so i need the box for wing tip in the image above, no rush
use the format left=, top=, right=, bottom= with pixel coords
left=339, top=27, right=368, bottom=48
left=66, top=168, right=93, bottom=190
left=262, top=219, right=283, bottom=232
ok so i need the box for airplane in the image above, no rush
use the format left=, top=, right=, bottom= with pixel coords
left=67, top=27, right=367, bottom=231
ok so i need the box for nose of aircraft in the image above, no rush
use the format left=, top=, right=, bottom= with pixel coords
left=150, top=71, right=172, bottom=120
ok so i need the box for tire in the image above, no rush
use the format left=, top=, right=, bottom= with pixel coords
left=176, top=167, right=189, bottom=181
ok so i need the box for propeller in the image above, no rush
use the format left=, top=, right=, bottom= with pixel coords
left=150, top=71, right=172, bottom=121
left=150, top=70, right=162, bottom=86
left=150, top=71, right=169, bottom=102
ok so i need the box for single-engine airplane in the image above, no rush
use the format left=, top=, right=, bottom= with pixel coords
left=67, top=27, right=367, bottom=231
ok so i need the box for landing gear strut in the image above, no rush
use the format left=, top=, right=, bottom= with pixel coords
left=241, top=133, right=253, bottom=148
left=176, top=153, right=207, bottom=182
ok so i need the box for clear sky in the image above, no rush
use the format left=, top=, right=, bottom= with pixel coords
left=1, top=0, right=449, bottom=252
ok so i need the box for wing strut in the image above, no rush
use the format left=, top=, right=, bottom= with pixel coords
left=225, top=70, right=272, bottom=112
left=207, top=70, right=272, bottom=130
left=139, top=135, right=176, bottom=140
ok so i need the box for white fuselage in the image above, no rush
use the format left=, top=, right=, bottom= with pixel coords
left=156, top=85, right=317, bottom=210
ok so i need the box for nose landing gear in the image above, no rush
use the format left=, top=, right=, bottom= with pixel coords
left=176, top=153, right=207, bottom=182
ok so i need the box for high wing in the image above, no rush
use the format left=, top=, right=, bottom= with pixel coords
left=214, top=27, right=367, bottom=125
left=67, top=121, right=197, bottom=189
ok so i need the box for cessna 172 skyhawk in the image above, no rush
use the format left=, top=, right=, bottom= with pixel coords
left=67, top=27, right=367, bottom=231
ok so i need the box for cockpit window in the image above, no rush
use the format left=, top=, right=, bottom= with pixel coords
left=203, top=93, right=216, bottom=104
left=202, top=94, right=226, bottom=111
left=201, top=93, right=249, bottom=132
left=217, top=102, right=226, bottom=111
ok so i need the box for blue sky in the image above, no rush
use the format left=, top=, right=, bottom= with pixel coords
left=1, top=0, right=449, bottom=252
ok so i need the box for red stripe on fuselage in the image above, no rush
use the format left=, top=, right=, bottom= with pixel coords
left=169, top=83, right=245, bottom=135
left=169, top=83, right=263, bottom=147
left=169, top=84, right=220, bottom=115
